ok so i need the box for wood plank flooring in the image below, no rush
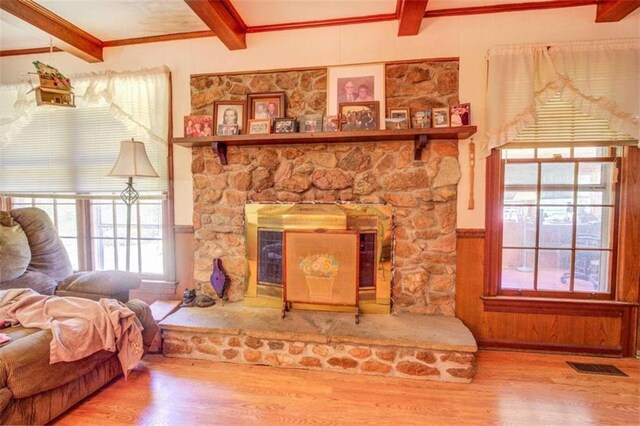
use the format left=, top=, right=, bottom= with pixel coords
left=52, top=350, right=640, bottom=425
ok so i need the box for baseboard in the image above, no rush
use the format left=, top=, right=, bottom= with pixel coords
left=478, top=338, right=623, bottom=357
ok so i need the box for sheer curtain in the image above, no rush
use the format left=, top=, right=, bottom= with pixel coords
left=483, top=38, right=639, bottom=156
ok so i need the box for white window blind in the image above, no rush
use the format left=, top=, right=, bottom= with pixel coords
left=0, top=67, right=170, bottom=194
left=0, top=105, right=167, bottom=193
left=510, top=93, right=636, bottom=147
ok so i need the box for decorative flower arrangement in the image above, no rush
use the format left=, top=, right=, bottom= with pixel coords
left=299, top=253, right=340, bottom=278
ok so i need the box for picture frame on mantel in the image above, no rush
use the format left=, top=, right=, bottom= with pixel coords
left=247, top=92, right=286, bottom=125
left=213, top=101, right=245, bottom=135
left=327, top=64, right=385, bottom=129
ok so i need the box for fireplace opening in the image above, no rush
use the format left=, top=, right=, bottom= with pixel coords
left=245, top=203, right=393, bottom=314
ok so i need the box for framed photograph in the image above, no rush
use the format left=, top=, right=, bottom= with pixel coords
left=184, top=115, right=213, bottom=137
left=412, top=109, right=432, bottom=129
left=386, top=107, right=410, bottom=129
left=339, top=101, right=379, bottom=131
left=327, top=64, right=385, bottom=129
left=299, top=114, right=323, bottom=133
left=247, top=92, right=285, bottom=128
left=247, top=119, right=271, bottom=135
left=273, top=118, right=297, bottom=133
left=432, top=107, right=450, bottom=128
left=322, top=115, right=339, bottom=132
left=450, top=103, right=470, bottom=126
left=217, top=124, right=239, bottom=136
left=213, top=101, right=245, bottom=135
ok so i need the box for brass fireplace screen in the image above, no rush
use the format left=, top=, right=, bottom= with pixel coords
left=244, top=203, right=392, bottom=315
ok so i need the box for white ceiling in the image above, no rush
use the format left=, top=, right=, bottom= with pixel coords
left=0, top=0, right=630, bottom=54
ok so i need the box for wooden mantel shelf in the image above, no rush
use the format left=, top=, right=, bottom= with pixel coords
left=172, top=125, right=477, bottom=164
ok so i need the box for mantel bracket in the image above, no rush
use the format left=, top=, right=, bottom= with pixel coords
left=211, top=142, right=228, bottom=165
left=414, top=134, right=429, bottom=161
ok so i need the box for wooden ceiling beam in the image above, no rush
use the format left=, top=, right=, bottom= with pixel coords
left=397, top=0, right=430, bottom=36
left=0, top=0, right=103, bottom=62
left=184, top=0, right=247, bottom=50
left=595, top=0, right=640, bottom=22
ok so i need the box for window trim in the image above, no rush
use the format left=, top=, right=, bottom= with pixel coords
left=484, top=148, right=621, bottom=301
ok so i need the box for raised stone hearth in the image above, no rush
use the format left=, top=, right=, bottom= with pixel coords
left=160, top=304, right=477, bottom=383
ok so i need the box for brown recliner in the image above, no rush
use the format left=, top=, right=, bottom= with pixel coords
left=0, top=207, right=141, bottom=302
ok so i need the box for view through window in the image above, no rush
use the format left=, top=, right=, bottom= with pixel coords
left=499, top=147, right=619, bottom=297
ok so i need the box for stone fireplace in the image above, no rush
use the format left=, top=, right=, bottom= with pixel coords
left=192, top=139, right=460, bottom=316
left=190, top=59, right=461, bottom=316
left=162, top=60, right=476, bottom=383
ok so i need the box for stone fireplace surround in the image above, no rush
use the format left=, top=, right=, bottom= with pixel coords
left=161, top=60, right=477, bottom=383
left=190, top=60, right=462, bottom=315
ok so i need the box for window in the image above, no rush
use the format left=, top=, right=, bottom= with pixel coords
left=8, top=195, right=169, bottom=279
left=487, top=146, right=621, bottom=299
left=0, top=67, right=172, bottom=281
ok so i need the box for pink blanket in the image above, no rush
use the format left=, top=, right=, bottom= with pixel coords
left=0, top=288, right=143, bottom=377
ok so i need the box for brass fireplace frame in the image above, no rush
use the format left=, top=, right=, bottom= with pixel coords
left=244, top=203, right=392, bottom=314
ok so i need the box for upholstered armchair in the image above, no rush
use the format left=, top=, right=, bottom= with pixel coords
left=0, top=207, right=140, bottom=302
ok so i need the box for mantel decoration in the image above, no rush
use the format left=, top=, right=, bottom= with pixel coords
left=29, top=61, right=75, bottom=107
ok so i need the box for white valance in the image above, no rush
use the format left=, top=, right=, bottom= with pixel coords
left=0, top=66, right=170, bottom=147
left=483, top=39, right=639, bottom=156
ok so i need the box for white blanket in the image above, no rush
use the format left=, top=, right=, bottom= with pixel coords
left=0, top=288, right=143, bottom=377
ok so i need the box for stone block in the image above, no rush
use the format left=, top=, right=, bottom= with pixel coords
left=327, top=357, right=358, bottom=369
left=362, top=360, right=392, bottom=374
left=396, top=361, right=439, bottom=377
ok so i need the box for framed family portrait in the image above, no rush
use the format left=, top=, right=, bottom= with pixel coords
left=273, top=118, right=297, bottom=133
left=213, top=101, right=245, bottom=135
left=432, top=107, right=450, bottom=128
left=450, top=103, right=471, bottom=126
left=386, top=107, right=410, bottom=129
left=184, top=115, right=213, bottom=138
left=247, top=119, right=271, bottom=135
left=247, top=92, right=285, bottom=126
left=327, top=64, right=385, bottom=129
left=339, top=101, right=379, bottom=131
left=412, top=109, right=432, bottom=129
left=299, top=114, right=323, bottom=133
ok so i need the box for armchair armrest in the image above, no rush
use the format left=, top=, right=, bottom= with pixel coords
left=56, top=271, right=141, bottom=303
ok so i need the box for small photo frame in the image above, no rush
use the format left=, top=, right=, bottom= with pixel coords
left=412, top=109, right=431, bottom=129
left=450, top=103, right=470, bottom=126
left=184, top=115, right=213, bottom=137
left=432, top=107, right=450, bottom=128
left=247, top=92, right=286, bottom=130
left=213, top=101, right=245, bottom=135
left=273, top=118, right=297, bottom=133
left=323, top=115, right=339, bottom=132
left=386, top=107, right=410, bottom=130
left=247, top=119, right=271, bottom=135
left=217, top=124, right=239, bottom=136
left=299, top=114, right=323, bottom=133
left=339, top=101, right=379, bottom=131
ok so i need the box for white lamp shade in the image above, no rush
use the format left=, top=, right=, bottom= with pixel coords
left=108, top=139, right=159, bottom=178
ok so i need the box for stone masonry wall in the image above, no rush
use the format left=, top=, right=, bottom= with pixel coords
left=163, top=329, right=476, bottom=383
left=190, top=61, right=460, bottom=315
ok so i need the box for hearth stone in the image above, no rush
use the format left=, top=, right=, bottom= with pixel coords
left=159, top=303, right=477, bottom=383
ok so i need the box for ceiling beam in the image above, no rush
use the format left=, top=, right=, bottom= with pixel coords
left=0, top=0, right=103, bottom=62
left=397, top=0, right=429, bottom=36
left=595, top=0, right=640, bottom=22
left=184, top=0, right=247, bottom=50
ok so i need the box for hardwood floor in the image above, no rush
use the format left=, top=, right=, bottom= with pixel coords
left=53, top=350, right=639, bottom=425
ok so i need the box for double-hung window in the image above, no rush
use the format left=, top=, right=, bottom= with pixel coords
left=490, top=146, right=620, bottom=299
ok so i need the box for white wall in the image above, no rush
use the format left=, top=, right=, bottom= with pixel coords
left=2, top=6, right=638, bottom=227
